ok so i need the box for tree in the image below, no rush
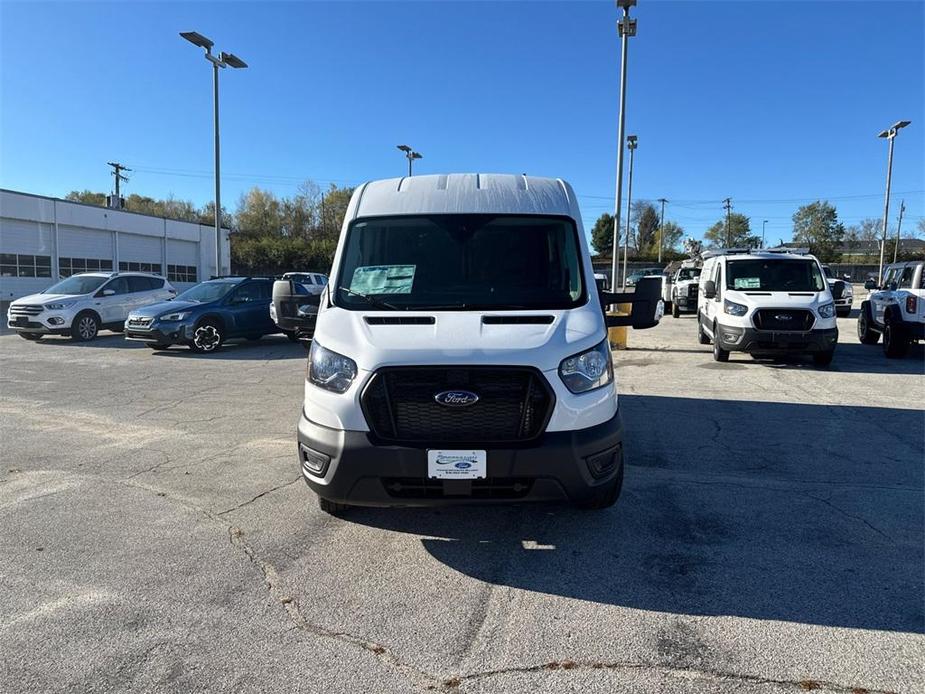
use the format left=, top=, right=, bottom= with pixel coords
left=66, top=190, right=107, bottom=206
left=632, top=202, right=660, bottom=255
left=658, top=221, right=684, bottom=254
left=319, top=184, right=354, bottom=239
left=235, top=187, right=283, bottom=239
left=704, top=213, right=757, bottom=248
left=590, top=213, right=615, bottom=255
left=791, top=201, right=845, bottom=262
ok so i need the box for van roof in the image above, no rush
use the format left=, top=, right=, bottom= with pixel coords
left=352, top=174, right=576, bottom=219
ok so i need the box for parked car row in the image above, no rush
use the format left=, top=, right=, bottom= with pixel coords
left=7, top=270, right=328, bottom=353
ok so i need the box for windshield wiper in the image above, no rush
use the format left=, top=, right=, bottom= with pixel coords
left=338, top=286, right=400, bottom=311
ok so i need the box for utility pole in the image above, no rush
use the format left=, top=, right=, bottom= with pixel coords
left=622, top=135, right=638, bottom=290
left=762, top=220, right=768, bottom=248
left=723, top=198, right=733, bottom=247
left=610, top=0, right=637, bottom=291
left=397, top=145, right=422, bottom=176
left=107, top=162, right=130, bottom=200
left=657, top=198, right=668, bottom=263
left=893, top=199, right=905, bottom=263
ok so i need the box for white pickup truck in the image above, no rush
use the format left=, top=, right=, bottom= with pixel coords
left=662, top=263, right=702, bottom=318
left=857, top=260, right=925, bottom=358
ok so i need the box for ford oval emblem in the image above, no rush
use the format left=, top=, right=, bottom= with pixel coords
left=434, top=390, right=479, bottom=407
left=454, top=462, right=472, bottom=469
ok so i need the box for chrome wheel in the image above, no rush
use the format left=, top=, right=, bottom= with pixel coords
left=192, top=324, right=222, bottom=352
left=76, top=315, right=98, bottom=341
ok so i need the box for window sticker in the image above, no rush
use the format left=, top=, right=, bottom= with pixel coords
left=350, top=265, right=416, bottom=294
left=734, top=277, right=761, bottom=289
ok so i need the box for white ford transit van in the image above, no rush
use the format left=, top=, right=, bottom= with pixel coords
left=289, top=174, right=661, bottom=513
left=697, top=249, right=838, bottom=365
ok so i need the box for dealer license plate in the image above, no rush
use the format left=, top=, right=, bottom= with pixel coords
left=427, top=450, right=486, bottom=480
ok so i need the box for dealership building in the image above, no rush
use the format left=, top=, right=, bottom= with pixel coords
left=0, top=189, right=230, bottom=302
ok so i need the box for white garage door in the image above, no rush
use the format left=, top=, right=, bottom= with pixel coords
left=0, top=218, right=53, bottom=254
left=59, top=225, right=113, bottom=259
left=167, top=239, right=198, bottom=265
left=119, top=233, right=162, bottom=262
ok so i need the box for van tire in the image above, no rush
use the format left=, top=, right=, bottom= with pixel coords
left=284, top=330, right=300, bottom=343
left=317, top=495, right=350, bottom=515
left=671, top=301, right=680, bottom=318
left=576, top=464, right=624, bottom=510
left=883, top=316, right=909, bottom=358
left=812, top=349, right=835, bottom=367
left=697, top=317, right=710, bottom=345
left=71, top=311, right=100, bottom=342
left=712, top=325, right=729, bottom=362
left=857, top=303, right=880, bottom=344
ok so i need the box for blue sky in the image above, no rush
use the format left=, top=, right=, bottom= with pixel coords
left=2, top=0, right=923, bottom=245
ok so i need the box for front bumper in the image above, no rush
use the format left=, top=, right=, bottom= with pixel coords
left=715, top=326, right=838, bottom=353
left=297, top=409, right=625, bottom=507
left=673, top=295, right=697, bottom=311
left=124, top=320, right=190, bottom=344
left=7, top=313, right=71, bottom=334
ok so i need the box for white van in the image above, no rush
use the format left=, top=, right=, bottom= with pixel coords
left=292, top=174, right=662, bottom=513
left=696, top=249, right=838, bottom=365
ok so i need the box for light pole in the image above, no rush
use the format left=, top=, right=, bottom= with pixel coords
left=610, top=0, right=637, bottom=291
left=181, top=31, right=247, bottom=278
left=656, top=197, right=667, bottom=263
left=762, top=220, right=768, bottom=248
left=397, top=144, right=423, bottom=176
left=622, top=134, right=638, bottom=290
left=877, top=120, right=911, bottom=283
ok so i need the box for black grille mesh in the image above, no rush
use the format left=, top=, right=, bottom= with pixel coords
left=361, top=367, right=553, bottom=443
left=753, top=309, right=815, bottom=331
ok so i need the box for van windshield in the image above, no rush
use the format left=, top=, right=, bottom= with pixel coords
left=726, top=259, right=825, bottom=292
left=335, top=215, right=586, bottom=310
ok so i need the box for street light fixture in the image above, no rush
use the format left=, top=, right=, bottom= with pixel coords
left=610, top=0, right=637, bottom=291
left=876, top=119, right=911, bottom=283
left=180, top=31, right=247, bottom=278
left=397, top=144, right=423, bottom=176
left=622, top=134, right=638, bottom=290
left=762, top=220, right=768, bottom=248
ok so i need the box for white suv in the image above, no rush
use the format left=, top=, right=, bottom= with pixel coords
left=857, top=260, right=925, bottom=358
left=7, top=272, right=176, bottom=342
left=697, top=249, right=838, bottom=366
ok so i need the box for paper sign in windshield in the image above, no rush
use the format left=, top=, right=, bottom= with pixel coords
left=351, top=265, right=416, bottom=295
left=734, top=277, right=761, bottom=289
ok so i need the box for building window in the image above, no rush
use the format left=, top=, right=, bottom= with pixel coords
left=119, top=261, right=162, bottom=275
left=167, top=264, right=198, bottom=283
left=59, top=257, right=112, bottom=277
left=1, top=253, right=52, bottom=278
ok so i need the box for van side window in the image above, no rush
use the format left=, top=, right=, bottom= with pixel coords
left=713, top=263, right=722, bottom=299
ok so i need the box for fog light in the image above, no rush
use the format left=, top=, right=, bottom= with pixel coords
left=48, top=317, right=65, bottom=326
left=586, top=444, right=622, bottom=479
left=721, top=331, right=741, bottom=344
left=300, top=444, right=330, bottom=477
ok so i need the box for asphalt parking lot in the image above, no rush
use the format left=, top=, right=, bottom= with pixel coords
left=1, top=305, right=923, bottom=694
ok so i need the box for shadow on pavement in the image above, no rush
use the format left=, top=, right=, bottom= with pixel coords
left=150, top=334, right=308, bottom=360
left=348, top=395, right=925, bottom=634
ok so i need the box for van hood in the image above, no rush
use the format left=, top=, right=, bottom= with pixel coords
left=728, top=289, right=832, bottom=308
left=315, top=306, right=605, bottom=372
left=13, top=293, right=85, bottom=305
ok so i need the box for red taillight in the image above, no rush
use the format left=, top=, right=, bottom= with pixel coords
left=906, top=295, right=917, bottom=314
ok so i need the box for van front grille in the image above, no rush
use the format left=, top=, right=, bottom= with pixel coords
left=361, top=366, right=554, bottom=444
left=753, top=309, right=815, bottom=332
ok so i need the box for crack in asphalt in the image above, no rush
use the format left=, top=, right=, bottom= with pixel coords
left=216, top=478, right=301, bottom=516
left=449, top=659, right=900, bottom=693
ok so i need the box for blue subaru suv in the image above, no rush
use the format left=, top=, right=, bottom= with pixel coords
left=124, top=277, right=280, bottom=353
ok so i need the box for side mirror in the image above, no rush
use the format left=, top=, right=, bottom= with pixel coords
left=702, top=280, right=716, bottom=299
left=831, top=281, right=845, bottom=300
left=864, top=278, right=876, bottom=290
left=602, top=276, right=664, bottom=330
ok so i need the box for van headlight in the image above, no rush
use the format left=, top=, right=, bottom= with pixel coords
left=818, top=302, right=836, bottom=318
left=723, top=299, right=748, bottom=316
left=308, top=341, right=357, bottom=393
left=559, top=339, right=613, bottom=394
